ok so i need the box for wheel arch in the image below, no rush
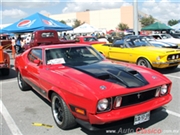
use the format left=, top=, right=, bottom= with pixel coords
left=136, top=56, right=152, bottom=65
left=48, top=89, right=67, bottom=104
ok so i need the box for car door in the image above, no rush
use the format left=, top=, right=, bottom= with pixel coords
left=108, top=40, right=131, bottom=62
left=26, top=48, right=42, bottom=92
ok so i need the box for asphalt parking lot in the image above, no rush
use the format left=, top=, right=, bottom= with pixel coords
left=0, top=54, right=180, bottom=135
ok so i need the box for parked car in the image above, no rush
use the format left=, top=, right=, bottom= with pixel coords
left=75, top=36, right=107, bottom=45
left=0, top=34, right=12, bottom=50
left=150, top=33, right=180, bottom=47
left=93, top=36, right=180, bottom=69
left=166, top=29, right=180, bottom=39
left=122, top=35, right=178, bottom=48
left=15, top=44, right=172, bottom=130
left=0, top=46, right=10, bottom=76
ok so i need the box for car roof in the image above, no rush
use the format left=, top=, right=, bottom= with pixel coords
left=33, top=44, right=90, bottom=49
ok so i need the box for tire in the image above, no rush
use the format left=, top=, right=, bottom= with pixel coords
left=51, top=93, right=76, bottom=130
left=17, top=71, right=31, bottom=91
left=1, top=68, right=10, bottom=76
left=137, top=58, right=152, bottom=68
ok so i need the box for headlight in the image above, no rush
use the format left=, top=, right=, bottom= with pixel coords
left=176, top=55, right=179, bottom=59
left=160, top=84, right=168, bottom=95
left=172, top=55, right=175, bottom=59
left=97, top=98, right=109, bottom=111
left=156, top=56, right=160, bottom=61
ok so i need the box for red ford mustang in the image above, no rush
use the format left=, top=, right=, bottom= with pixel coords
left=15, top=44, right=172, bottom=130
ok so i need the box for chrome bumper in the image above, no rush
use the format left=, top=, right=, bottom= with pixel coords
left=152, top=60, right=180, bottom=64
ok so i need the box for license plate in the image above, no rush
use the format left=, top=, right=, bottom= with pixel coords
left=134, top=111, right=150, bottom=125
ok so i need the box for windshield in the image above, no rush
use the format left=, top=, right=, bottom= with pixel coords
left=45, top=46, right=104, bottom=66
left=141, top=36, right=155, bottom=41
left=124, top=37, right=152, bottom=48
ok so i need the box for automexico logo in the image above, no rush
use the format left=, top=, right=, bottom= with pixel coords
left=17, top=19, right=36, bottom=28
left=42, top=19, right=58, bottom=26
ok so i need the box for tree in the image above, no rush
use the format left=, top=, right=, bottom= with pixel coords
left=117, top=23, right=129, bottom=30
left=72, top=19, right=82, bottom=28
left=59, top=20, right=66, bottom=24
left=140, top=15, right=155, bottom=27
left=168, top=19, right=179, bottom=26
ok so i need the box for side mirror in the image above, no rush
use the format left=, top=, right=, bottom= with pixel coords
left=33, top=59, right=41, bottom=65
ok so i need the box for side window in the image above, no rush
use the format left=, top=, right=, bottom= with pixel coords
left=153, top=35, right=161, bottom=39
left=113, top=40, right=124, bottom=47
left=84, top=38, right=87, bottom=41
left=28, top=49, right=42, bottom=63
left=41, top=32, right=54, bottom=38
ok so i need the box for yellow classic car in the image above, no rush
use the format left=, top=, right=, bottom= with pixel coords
left=92, top=37, right=180, bottom=69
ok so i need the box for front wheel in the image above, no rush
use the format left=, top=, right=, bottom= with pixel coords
left=51, top=93, right=76, bottom=130
left=137, top=58, right=152, bottom=68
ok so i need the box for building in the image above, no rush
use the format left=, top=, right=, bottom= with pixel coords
left=48, top=5, right=144, bottom=31
left=1, top=5, right=149, bottom=32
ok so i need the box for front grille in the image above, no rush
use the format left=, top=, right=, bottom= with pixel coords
left=167, top=54, right=180, bottom=60
left=120, top=88, right=157, bottom=107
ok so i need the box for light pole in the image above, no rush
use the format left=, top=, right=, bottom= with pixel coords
left=133, top=0, right=138, bottom=35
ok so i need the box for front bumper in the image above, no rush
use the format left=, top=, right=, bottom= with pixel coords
left=86, top=94, right=171, bottom=125
left=152, top=60, right=180, bottom=68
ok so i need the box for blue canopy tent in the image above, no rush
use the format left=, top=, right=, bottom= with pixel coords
left=1, top=12, right=73, bottom=33
left=0, top=29, right=8, bottom=34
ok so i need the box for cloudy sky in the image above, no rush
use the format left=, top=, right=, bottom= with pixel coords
left=0, top=0, right=180, bottom=25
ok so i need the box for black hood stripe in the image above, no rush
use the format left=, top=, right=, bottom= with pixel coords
left=65, top=61, right=149, bottom=88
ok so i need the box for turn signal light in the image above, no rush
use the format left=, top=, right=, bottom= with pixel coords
left=113, top=96, right=122, bottom=108
left=75, top=107, right=86, bottom=115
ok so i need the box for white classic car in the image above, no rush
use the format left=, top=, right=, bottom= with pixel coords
left=150, top=34, right=180, bottom=47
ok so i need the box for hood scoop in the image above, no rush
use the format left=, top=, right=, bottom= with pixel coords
left=70, top=62, right=149, bottom=88
left=96, top=68, right=149, bottom=88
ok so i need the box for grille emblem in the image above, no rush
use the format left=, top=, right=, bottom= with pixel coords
left=100, top=85, right=106, bottom=90
left=137, top=93, right=141, bottom=99
left=152, top=75, right=157, bottom=79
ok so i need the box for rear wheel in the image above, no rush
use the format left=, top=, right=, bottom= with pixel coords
left=137, top=58, right=152, bottom=68
left=51, top=93, right=76, bottom=130
left=17, top=71, right=31, bottom=91
left=1, top=68, right=10, bottom=76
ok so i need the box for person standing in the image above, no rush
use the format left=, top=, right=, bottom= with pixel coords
left=11, top=37, right=16, bottom=58
left=15, top=35, right=22, bottom=54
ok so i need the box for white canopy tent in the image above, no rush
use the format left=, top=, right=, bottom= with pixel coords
left=72, top=23, right=99, bottom=34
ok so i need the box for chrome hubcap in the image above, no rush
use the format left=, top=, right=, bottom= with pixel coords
left=139, top=60, right=147, bottom=67
left=52, top=96, right=64, bottom=125
left=18, top=73, right=22, bottom=88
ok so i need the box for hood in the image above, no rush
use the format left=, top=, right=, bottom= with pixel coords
left=150, top=41, right=178, bottom=47
left=159, top=38, right=180, bottom=44
left=133, top=46, right=179, bottom=53
left=69, top=61, right=149, bottom=88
